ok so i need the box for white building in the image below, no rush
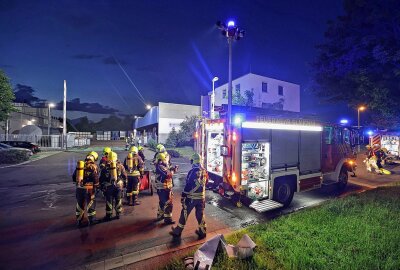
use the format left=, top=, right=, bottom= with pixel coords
left=212, top=73, right=300, bottom=112
left=0, top=103, right=62, bottom=135
left=134, top=102, right=200, bottom=143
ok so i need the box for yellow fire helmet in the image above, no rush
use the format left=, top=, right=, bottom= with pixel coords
left=157, top=152, right=167, bottom=162
left=191, top=153, right=201, bottom=164
left=138, top=146, right=143, bottom=151
left=129, top=146, right=138, bottom=154
left=381, top=147, right=388, bottom=153
left=156, top=144, right=164, bottom=151
left=87, top=151, right=99, bottom=161
left=103, top=147, right=112, bottom=156
left=86, top=155, right=95, bottom=163
left=109, top=151, right=118, bottom=162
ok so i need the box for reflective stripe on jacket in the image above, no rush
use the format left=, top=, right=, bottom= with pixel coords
left=155, top=162, right=173, bottom=189
left=183, top=164, right=208, bottom=199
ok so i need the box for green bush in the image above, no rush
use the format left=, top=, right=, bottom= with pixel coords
left=147, top=138, right=157, bottom=151
left=0, top=150, right=30, bottom=164
left=166, top=149, right=180, bottom=158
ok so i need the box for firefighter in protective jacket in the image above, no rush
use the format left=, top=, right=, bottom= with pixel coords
left=100, top=151, right=127, bottom=220
left=170, top=153, right=208, bottom=239
left=99, top=147, right=112, bottom=171
left=72, top=152, right=100, bottom=226
left=124, top=146, right=144, bottom=206
left=138, top=145, right=146, bottom=161
left=155, top=152, right=176, bottom=224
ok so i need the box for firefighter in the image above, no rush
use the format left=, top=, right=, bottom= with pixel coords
left=100, top=151, right=127, bottom=220
left=100, top=147, right=112, bottom=170
left=155, top=152, right=176, bottom=225
left=124, top=146, right=144, bottom=206
left=153, top=144, right=164, bottom=165
left=72, top=152, right=100, bottom=227
left=88, top=151, right=99, bottom=163
left=375, top=147, right=387, bottom=169
left=170, top=153, right=208, bottom=239
left=153, top=144, right=176, bottom=186
left=138, top=145, right=146, bottom=162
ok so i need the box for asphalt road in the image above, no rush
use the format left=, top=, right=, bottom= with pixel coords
left=0, top=148, right=369, bottom=270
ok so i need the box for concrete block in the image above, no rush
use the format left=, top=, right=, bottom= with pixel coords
left=104, top=256, right=124, bottom=270
left=122, top=251, right=142, bottom=265
left=139, top=247, right=158, bottom=260
left=86, top=260, right=105, bottom=270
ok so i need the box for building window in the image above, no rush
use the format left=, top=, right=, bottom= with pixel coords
left=222, top=89, right=227, bottom=99
left=278, top=85, right=284, bottom=96
left=235, top=84, right=240, bottom=95
left=262, top=82, right=268, bottom=93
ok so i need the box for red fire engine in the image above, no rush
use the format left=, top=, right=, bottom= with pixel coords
left=195, top=107, right=358, bottom=212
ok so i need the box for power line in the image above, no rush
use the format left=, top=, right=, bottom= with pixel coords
left=112, top=55, right=146, bottom=105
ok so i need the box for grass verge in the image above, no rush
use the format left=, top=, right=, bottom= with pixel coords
left=162, top=186, right=400, bottom=270
left=168, top=146, right=195, bottom=159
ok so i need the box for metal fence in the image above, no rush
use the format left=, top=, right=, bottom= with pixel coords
left=0, top=134, right=90, bottom=149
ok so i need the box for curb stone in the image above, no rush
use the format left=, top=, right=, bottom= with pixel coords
left=85, top=228, right=232, bottom=270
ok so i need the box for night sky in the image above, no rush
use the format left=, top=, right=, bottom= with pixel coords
left=0, top=0, right=352, bottom=122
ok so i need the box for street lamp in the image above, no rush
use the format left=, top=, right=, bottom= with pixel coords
left=146, top=104, right=151, bottom=110
left=211, top=76, right=219, bottom=119
left=48, top=103, right=55, bottom=135
left=357, top=106, right=366, bottom=129
left=216, top=20, right=245, bottom=127
left=357, top=106, right=366, bottom=152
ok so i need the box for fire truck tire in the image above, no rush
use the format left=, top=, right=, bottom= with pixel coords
left=337, top=167, right=348, bottom=191
left=273, top=179, right=294, bottom=207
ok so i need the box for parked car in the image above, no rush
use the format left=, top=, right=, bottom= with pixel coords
left=0, top=143, right=33, bottom=157
left=0, top=141, right=41, bottom=153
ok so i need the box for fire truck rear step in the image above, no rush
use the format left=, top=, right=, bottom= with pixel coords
left=249, top=200, right=284, bottom=213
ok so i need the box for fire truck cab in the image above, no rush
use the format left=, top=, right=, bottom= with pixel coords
left=195, top=107, right=358, bottom=213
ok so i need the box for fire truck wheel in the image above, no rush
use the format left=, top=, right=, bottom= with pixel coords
left=337, top=168, right=348, bottom=191
left=273, top=180, right=294, bottom=207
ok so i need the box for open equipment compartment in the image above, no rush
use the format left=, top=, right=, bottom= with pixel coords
left=241, top=142, right=270, bottom=200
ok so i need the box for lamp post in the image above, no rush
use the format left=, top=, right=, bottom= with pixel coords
left=48, top=103, right=55, bottom=135
left=357, top=106, right=366, bottom=129
left=216, top=20, right=245, bottom=127
left=211, top=76, right=219, bottom=119
left=146, top=104, right=151, bottom=110
left=357, top=106, right=366, bottom=152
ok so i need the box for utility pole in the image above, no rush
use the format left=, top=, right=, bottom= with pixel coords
left=63, top=80, right=67, bottom=149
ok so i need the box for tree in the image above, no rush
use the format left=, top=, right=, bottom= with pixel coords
left=13, top=84, right=43, bottom=106
left=165, top=115, right=199, bottom=147
left=177, top=115, right=199, bottom=146
left=233, top=90, right=254, bottom=106
left=165, top=127, right=178, bottom=147
left=232, top=91, right=247, bottom=106
left=75, top=117, right=94, bottom=132
left=244, top=90, right=254, bottom=107
left=311, top=0, right=400, bottom=128
left=0, top=70, right=16, bottom=123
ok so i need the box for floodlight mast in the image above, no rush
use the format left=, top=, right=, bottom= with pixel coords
left=216, top=19, right=245, bottom=186
left=215, top=20, right=245, bottom=128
